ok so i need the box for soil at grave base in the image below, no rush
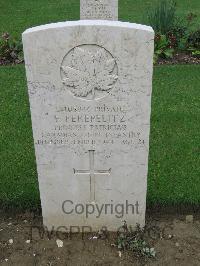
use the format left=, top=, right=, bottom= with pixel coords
left=0, top=211, right=200, bottom=266
left=0, top=52, right=200, bottom=67
left=0, top=59, right=23, bottom=66
left=157, top=52, right=200, bottom=65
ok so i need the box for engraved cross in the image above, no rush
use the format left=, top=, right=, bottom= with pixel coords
left=73, top=150, right=111, bottom=201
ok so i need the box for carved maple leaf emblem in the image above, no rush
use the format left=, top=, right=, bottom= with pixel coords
left=61, top=46, right=118, bottom=99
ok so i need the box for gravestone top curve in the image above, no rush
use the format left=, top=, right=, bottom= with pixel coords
left=23, top=20, right=154, bottom=35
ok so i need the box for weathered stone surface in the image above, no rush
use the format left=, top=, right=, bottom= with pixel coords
left=80, top=0, right=118, bottom=20
left=23, top=20, right=154, bottom=231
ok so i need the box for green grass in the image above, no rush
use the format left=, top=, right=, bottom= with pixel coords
left=0, top=0, right=199, bottom=38
left=0, top=65, right=199, bottom=207
left=0, top=65, right=39, bottom=208
left=148, top=65, right=200, bottom=205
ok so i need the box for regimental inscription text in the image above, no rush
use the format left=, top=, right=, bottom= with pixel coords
left=36, top=103, right=145, bottom=151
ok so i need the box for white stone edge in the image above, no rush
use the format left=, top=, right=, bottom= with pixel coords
left=22, top=20, right=154, bottom=36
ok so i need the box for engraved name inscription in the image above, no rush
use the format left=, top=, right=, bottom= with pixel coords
left=36, top=103, right=145, bottom=150
left=81, top=0, right=118, bottom=20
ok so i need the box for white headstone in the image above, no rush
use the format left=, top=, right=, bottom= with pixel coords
left=80, top=0, right=118, bottom=20
left=23, top=20, right=154, bottom=231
